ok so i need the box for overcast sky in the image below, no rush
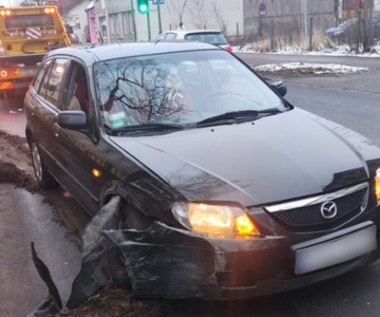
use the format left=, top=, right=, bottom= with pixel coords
left=0, top=0, right=15, bottom=6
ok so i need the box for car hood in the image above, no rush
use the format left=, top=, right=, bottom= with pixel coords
left=110, top=109, right=374, bottom=207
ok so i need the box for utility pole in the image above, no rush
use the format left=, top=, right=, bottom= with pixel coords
left=130, top=0, right=138, bottom=41
left=157, top=1, right=163, bottom=34
left=147, top=12, right=151, bottom=40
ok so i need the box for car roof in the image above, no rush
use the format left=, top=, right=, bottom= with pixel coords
left=46, top=41, right=220, bottom=66
left=162, top=29, right=223, bottom=36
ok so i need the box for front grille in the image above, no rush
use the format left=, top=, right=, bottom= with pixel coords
left=265, top=184, right=368, bottom=232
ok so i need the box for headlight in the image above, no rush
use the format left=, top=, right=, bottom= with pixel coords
left=376, top=168, right=380, bottom=204
left=172, top=202, right=260, bottom=238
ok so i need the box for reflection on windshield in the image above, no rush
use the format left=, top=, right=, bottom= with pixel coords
left=94, top=50, right=285, bottom=132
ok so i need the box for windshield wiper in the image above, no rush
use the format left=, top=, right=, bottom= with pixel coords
left=196, top=109, right=282, bottom=127
left=110, top=123, right=184, bottom=135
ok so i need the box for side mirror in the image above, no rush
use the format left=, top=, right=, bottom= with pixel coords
left=58, top=111, right=87, bottom=130
left=270, top=80, right=287, bottom=97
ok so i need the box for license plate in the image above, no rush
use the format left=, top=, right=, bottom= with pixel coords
left=293, top=222, right=377, bottom=275
left=20, top=68, right=37, bottom=77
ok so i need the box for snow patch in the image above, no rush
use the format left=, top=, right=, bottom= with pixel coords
left=254, top=62, right=369, bottom=75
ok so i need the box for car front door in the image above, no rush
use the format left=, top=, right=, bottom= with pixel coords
left=53, top=61, right=107, bottom=214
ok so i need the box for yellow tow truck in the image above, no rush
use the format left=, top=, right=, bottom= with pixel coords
left=0, top=5, right=71, bottom=98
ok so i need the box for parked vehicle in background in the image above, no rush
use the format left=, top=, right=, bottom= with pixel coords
left=156, top=29, right=233, bottom=52
left=24, top=41, right=380, bottom=300
left=325, top=17, right=380, bottom=43
left=0, top=5, right=71, bottom=98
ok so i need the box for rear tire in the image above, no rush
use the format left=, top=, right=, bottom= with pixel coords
left=30, top=138, right=58, bottom=189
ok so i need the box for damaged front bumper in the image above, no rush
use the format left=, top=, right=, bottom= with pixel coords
left=105, top=220, right=380, bottom=300
left=27, top=197, right=380, bottom=317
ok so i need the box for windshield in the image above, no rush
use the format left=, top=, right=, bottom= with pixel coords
left=5, top=15, right=54, bottom=29
left=94, top=50, right=286, bottom=133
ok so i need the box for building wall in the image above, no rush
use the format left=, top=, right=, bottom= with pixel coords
left=64, top=0, right=92, bottom=44
left=94, top=0, right=244, bottom=42
left=87, top=5, right=98, bottom=44
left=160, top=0, right=244, bottom=37
left=376, top=0, right=380, bottom=11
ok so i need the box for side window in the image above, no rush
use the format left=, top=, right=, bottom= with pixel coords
left=165, top=33, right=177, bottom=40
left=156, top=33, right=167, bottom=41
left=32, top=59, right=52, bottom=93
left=61, top=62, right=90, bottom=112
left=39, top=58, right=69, bottom=106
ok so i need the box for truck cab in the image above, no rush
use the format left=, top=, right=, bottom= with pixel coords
left=0, top=5, right=71, bottom=98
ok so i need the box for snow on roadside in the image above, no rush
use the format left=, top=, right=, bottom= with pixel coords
left=234, top=41, right=380, bottom=57
left=254, top=62, right=369, bottom=75
left=234, top=40, right=377, bottom=74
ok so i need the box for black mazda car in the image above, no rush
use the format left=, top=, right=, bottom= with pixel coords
left=24, top=41, right=380, bottom=300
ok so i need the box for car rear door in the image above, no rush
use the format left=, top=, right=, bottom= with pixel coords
left=26, top=57, right=70, bottom=177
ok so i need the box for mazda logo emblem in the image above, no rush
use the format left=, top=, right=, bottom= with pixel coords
left=320, top=201, right=338, bottom=219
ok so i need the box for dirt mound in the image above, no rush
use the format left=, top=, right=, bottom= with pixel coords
left=0, top=130, right=37, bottom=191
left=0, top=161, right=37, bottom=190
left=68, top=288, right=163, bottom=317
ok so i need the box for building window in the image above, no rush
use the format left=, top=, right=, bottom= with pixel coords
left=122, top=11, right=133, bottom=35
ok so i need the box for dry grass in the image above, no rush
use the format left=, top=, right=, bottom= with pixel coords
left=241, top=32, right=335, bottom=53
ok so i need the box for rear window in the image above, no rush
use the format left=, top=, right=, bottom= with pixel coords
left=5, top=14, right=54, bottom=29
left=184, top=32, right=228, bottom=45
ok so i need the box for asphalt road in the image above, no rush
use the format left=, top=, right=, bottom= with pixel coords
left=0, top=53, right=380, bottom=317
left=236, top=52, right=380, bottom=145
left=0, top=185, right=82, bottom=317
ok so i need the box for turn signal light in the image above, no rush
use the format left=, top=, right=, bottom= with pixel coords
left=235, top=214, right=260, bottom=235
left=92, top=168, right=102, bottom=178
left=376, top=168, right=380, bottom=204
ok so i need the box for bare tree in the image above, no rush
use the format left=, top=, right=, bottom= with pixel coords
left=362, top=0, right=375, bottom=51
left=211, top=1, right=228, bottom=33
left=188, top=0, right=210, bottom=29
left=99, top=59, right=188, bottom=125
left=166, top=0, right=189, bottom=28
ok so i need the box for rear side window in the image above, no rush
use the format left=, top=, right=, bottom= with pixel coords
left=33, top=59, right=53, bottom=93
left=39, top=58, right=69, bottom=106
left=164, top=33, right=177, bottom=40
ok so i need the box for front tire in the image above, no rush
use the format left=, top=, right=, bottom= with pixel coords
left=30, top=139, right=58, bottom=189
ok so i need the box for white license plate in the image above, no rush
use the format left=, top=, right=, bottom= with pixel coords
left=293, top=222, right=377, bottom=275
